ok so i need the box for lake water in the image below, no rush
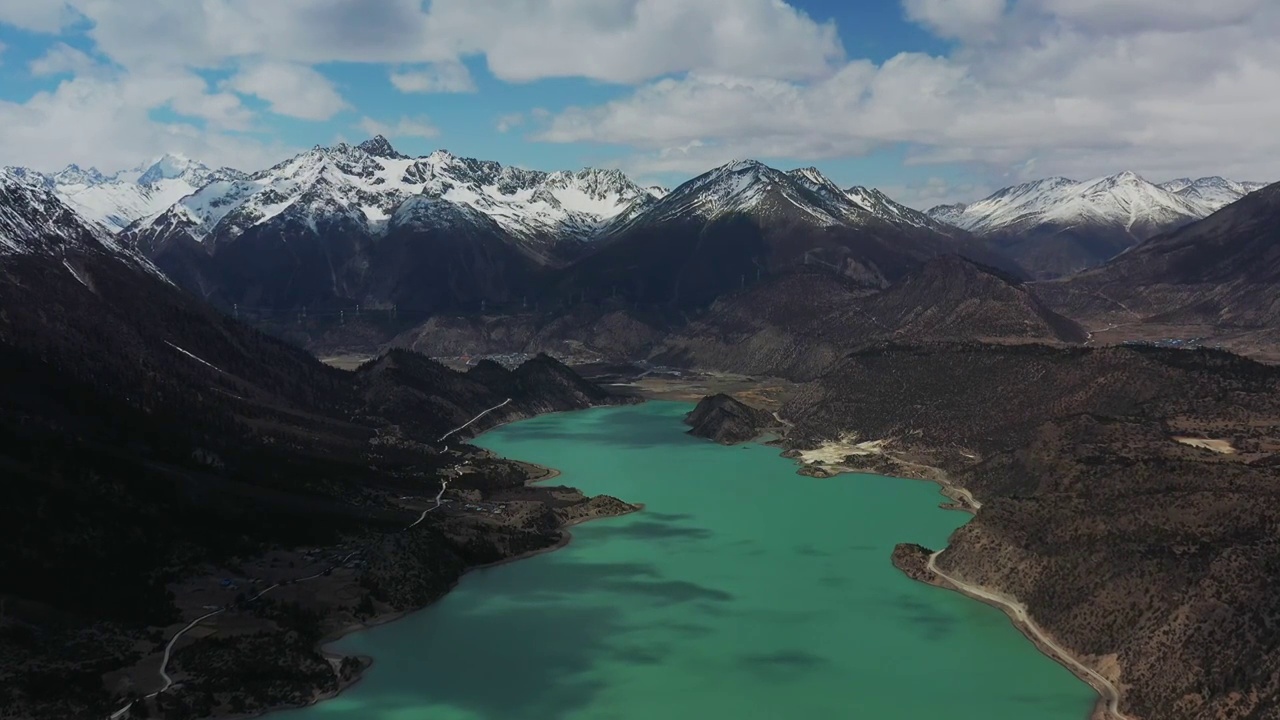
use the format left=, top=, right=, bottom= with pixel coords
left=277, top=401, right=1095, bottom=720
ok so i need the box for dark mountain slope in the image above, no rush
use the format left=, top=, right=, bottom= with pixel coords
left=1041, top=181, right=1280, bottom=330
left=389, top=305, right=677, bottom=363
left=652, top=257, right=1084, bottom=380
left=547, top=160, right=1024, bottom=311
left=0, top=175, right=632, bottom=718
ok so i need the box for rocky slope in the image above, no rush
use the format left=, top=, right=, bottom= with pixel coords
left=683, top=394, right=775, bottom=445
left=389, top=305, right=674, bottom=363
left=928, top=172, right=1268, bottom=278
left=1039, top=181, right=1280, bottom=354
left=781, top=342, right=1280, bottom=720
left=652, top=257, right=1084, bottom=380
left=0, top=175, right=635, bottom=719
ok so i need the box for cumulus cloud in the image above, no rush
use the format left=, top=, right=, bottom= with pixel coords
left=390, top=62, right=476, bottom=93
left=0, top=0, right=78, bottom=33
left=0, top=0, right=845, bottom=173
left=1031, top=0, right=1266, bottom=34
left=541, top=0, right=1280, bottom=183
left=29, top=43, right=98, bottom=77
left=421, top=0, right=843, bottom=83
left=358, top=115, right=440, bottom=140
left=0, top=71, right=287, bottom=172
left=495, top=113, right=524, bottom=133
left=226, top=62, right=350, bottom=121
left=903, top=0, right=1006, bottom=40
left=4, top=0, right=1278, bottom=186
left=46, top=0, right=841, bottom=83
left=879, top=177, right=996, bottom=209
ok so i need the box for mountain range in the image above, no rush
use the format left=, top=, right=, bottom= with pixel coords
left=4, top=155, right=245, bottom=232
left=651, top=257, right=1085, bottom=380
left=8, top=139, right=1268, bottom=306
left=37, top=138, right=1017, bottom=318
left=928, top=172, right=1268, bottom=278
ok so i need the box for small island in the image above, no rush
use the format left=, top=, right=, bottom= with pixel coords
left=683, top=393, right=775, bottom=445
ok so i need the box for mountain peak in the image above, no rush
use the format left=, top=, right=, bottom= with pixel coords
left=137, top=154, right=207, bottom=185
left=357, top=135, right=407, bottom=160
left=788, top=166, right=841, bottom=191
left=719, top=159, right=769, bottom=174
left=54, top=164, right=107, bottom=187
left=1091, top=170, right=1150, bottom=187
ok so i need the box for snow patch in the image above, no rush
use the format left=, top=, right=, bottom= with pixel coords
left=63, top=259, right=89, bottom=288
left=935, top=173, right=1271, bottom=234
left=164, top=341, right=224, bottom=374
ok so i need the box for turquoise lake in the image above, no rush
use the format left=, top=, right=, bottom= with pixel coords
left=277, top=401, right=1095, bottom=720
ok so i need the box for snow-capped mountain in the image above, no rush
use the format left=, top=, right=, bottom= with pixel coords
left=929, top=172, right=1206, bottom=238
left=4, top=155, right=244, bottom=233
left=786, top=165, right=952, bottom=233
left=129, top=136, right=661, bottom=260
left=612, top=159, right=955, bottom=236
left=628, top=159, right=846, bottom=226
left=921, top=171, right=1264, bottom=277
left=1041, top=180, right=1280, bottom=339
left=0, top=167, right=166, bottom=279
left=1157, top=177, right=1269, bottom=213
left=560, top=159, right=1022, bottom=310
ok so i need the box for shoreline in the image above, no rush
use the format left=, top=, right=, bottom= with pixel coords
left=924, top=553, right=1132, bottom=720
left=774, top=432, right=1126, bottom=720
left=253, top=420, right=642, bottom=720
left=257, top=397, right=1111, bottom=717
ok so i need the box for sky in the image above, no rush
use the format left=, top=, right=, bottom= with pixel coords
left=0, top=0, right=1277, bottom=207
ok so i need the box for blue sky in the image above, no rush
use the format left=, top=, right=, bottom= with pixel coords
left=1, top=0, right=1276, bottom=206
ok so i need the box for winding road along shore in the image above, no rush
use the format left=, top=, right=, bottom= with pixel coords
left=926, top=551, right=1134, bottom=720
left=109, top=399, right=515, bottom=720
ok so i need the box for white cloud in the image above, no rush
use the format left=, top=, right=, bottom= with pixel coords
left=495, top=113, right=524, bottom=133
left=6, top=0, right=1278, bottom=187
left=29, top=42, right=98, bottom=77
left=358, top=115, right=440, bottom=140
left=879, top=177, right=995, bottom=209
left=0, top=71, right=289, bottom=173
left=52, top=0, right=841, bottom=83
left=390, top=62, right=475, bottom=93
left=226, top=62, right=350, bottom=121
left=1031, top=0, right=1266, bottom=34
left=421, top=0, right=843, bottom=83
left=904, top=0, right=1006, bottom=40
left=539, top=0, right=1280, bottom=183
left=0, top=0, right=77, bottom=32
